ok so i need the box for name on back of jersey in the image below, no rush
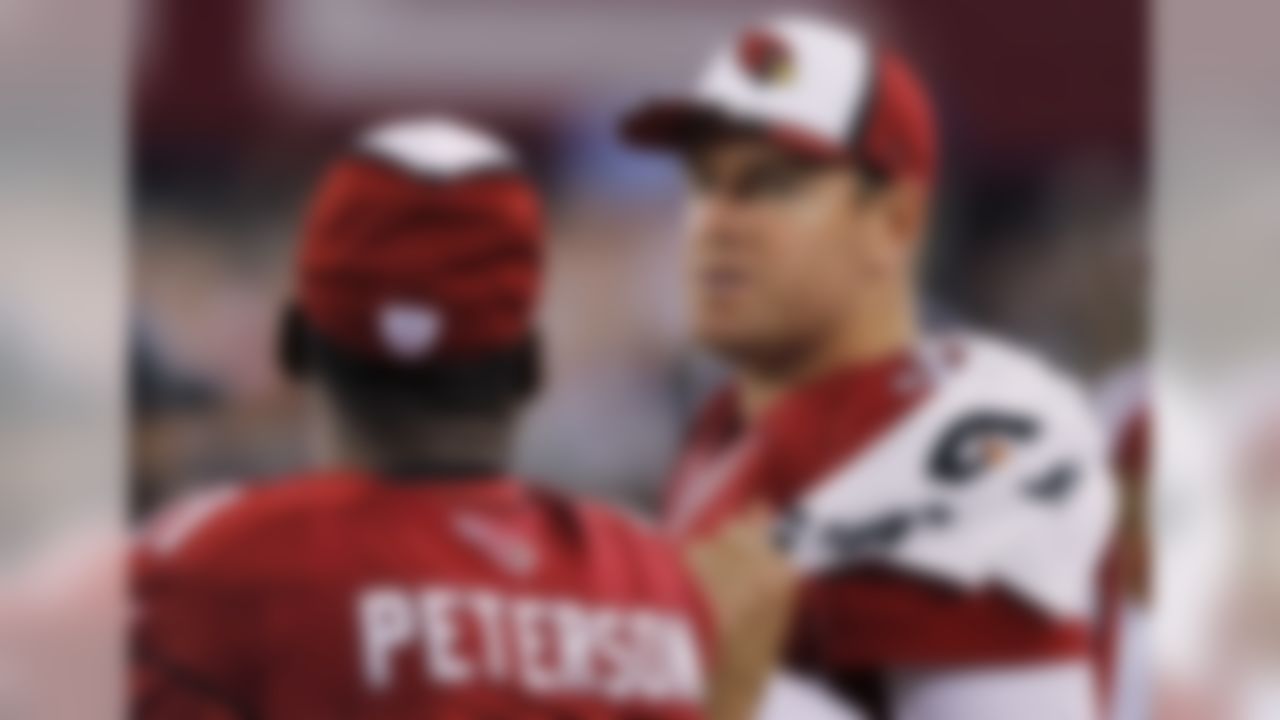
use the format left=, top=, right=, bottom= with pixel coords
left=357, top=582, right=705, bottom=704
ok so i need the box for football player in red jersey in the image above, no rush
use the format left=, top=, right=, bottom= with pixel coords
left=131, top=118, right=795, bottom=720
left=621, top=13, right=1117, bottom=720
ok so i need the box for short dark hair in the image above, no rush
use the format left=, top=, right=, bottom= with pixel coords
left=278, top=305, right=540, bottom=417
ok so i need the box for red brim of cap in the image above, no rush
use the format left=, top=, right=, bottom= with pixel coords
left=620, top=98, right=848, bottom=163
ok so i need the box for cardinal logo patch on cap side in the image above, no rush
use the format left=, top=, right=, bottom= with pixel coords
left=738, top=30, right=794, bottom=86
left=378, top=301, right=444, bottom=360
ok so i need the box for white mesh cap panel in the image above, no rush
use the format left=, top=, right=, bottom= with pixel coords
left=694, top=15, right=874, bottom=143
left=358, top=117, right=516, bottom=179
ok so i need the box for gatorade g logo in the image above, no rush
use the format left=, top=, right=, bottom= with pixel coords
left=930, top=410, right=1039, bottom=485
left=738, top=30, right=794, bottom=86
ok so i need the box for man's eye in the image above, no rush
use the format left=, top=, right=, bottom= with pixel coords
left=683, top=166, right=715, bottom=195
left=740, top=169, right=803, bottom=199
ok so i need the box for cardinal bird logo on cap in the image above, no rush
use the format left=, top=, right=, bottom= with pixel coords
left=738, top=30, right=794, bottom=86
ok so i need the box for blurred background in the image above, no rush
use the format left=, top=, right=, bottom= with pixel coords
left=131, top=0, right=1147, bottom=514
left=28, top=0, right=1280, bottom=717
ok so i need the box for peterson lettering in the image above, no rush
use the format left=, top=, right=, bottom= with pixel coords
left=356, top=584, right=704, bottom=704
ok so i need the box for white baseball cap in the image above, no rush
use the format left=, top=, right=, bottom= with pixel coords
left=622, top=14, right=938, bottom=182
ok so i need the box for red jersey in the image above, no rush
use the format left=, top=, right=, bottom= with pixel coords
left=666, top=334, right=1115, bottom=713
left=133, top=473, right=712, bottom=719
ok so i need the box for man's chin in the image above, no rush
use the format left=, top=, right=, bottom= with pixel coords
left=694, top=321, right=752, bottom=357
left=697, top=325, right=776, bottom=366
left=694, top=321, right=818, bottom=377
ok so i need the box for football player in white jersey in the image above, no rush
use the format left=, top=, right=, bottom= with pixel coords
left=620, top=13, right=1117, bottom=720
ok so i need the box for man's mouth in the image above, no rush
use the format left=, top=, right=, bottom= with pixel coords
left=701, top=266, right=749, bottom=296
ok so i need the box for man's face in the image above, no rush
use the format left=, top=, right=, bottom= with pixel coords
left=680, top=135, right=902, bottom=367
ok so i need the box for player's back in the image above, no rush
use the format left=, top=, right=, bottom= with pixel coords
left=133, top=472, right=711, bottom=720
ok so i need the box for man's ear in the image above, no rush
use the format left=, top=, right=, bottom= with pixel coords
left=883, top=177, right=930, bottom=260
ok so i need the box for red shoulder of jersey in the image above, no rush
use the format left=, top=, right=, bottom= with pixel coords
left=666, top=349, right=927, bottom=539
left=131, top=474, right=365, bottom=717
left=134, top=474, right=357, bottom=580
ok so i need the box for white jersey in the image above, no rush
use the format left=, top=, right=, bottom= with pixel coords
left=786, top=333, right=1117, bottom=619
left=670, top=331, right=1119, bottom=720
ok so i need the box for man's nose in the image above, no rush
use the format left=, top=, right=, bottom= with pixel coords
left=697, top=194, right=751, bottom=248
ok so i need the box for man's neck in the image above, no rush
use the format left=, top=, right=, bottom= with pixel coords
left=326, top=415, right=513, bottom=482
left=737, top=299, right=919, bottom=422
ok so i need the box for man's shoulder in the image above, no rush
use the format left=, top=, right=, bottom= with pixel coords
left=134, top=473, right=359, bottom=580
left=530, top=484, right=677, bottom=563
left=943, top=331, right=1101, bottom=441
left=950, top=332, right=1090, bottom=402
left=525, top=485, right=703, bottom=604
left=787, top=332, right=1117, bottom=618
